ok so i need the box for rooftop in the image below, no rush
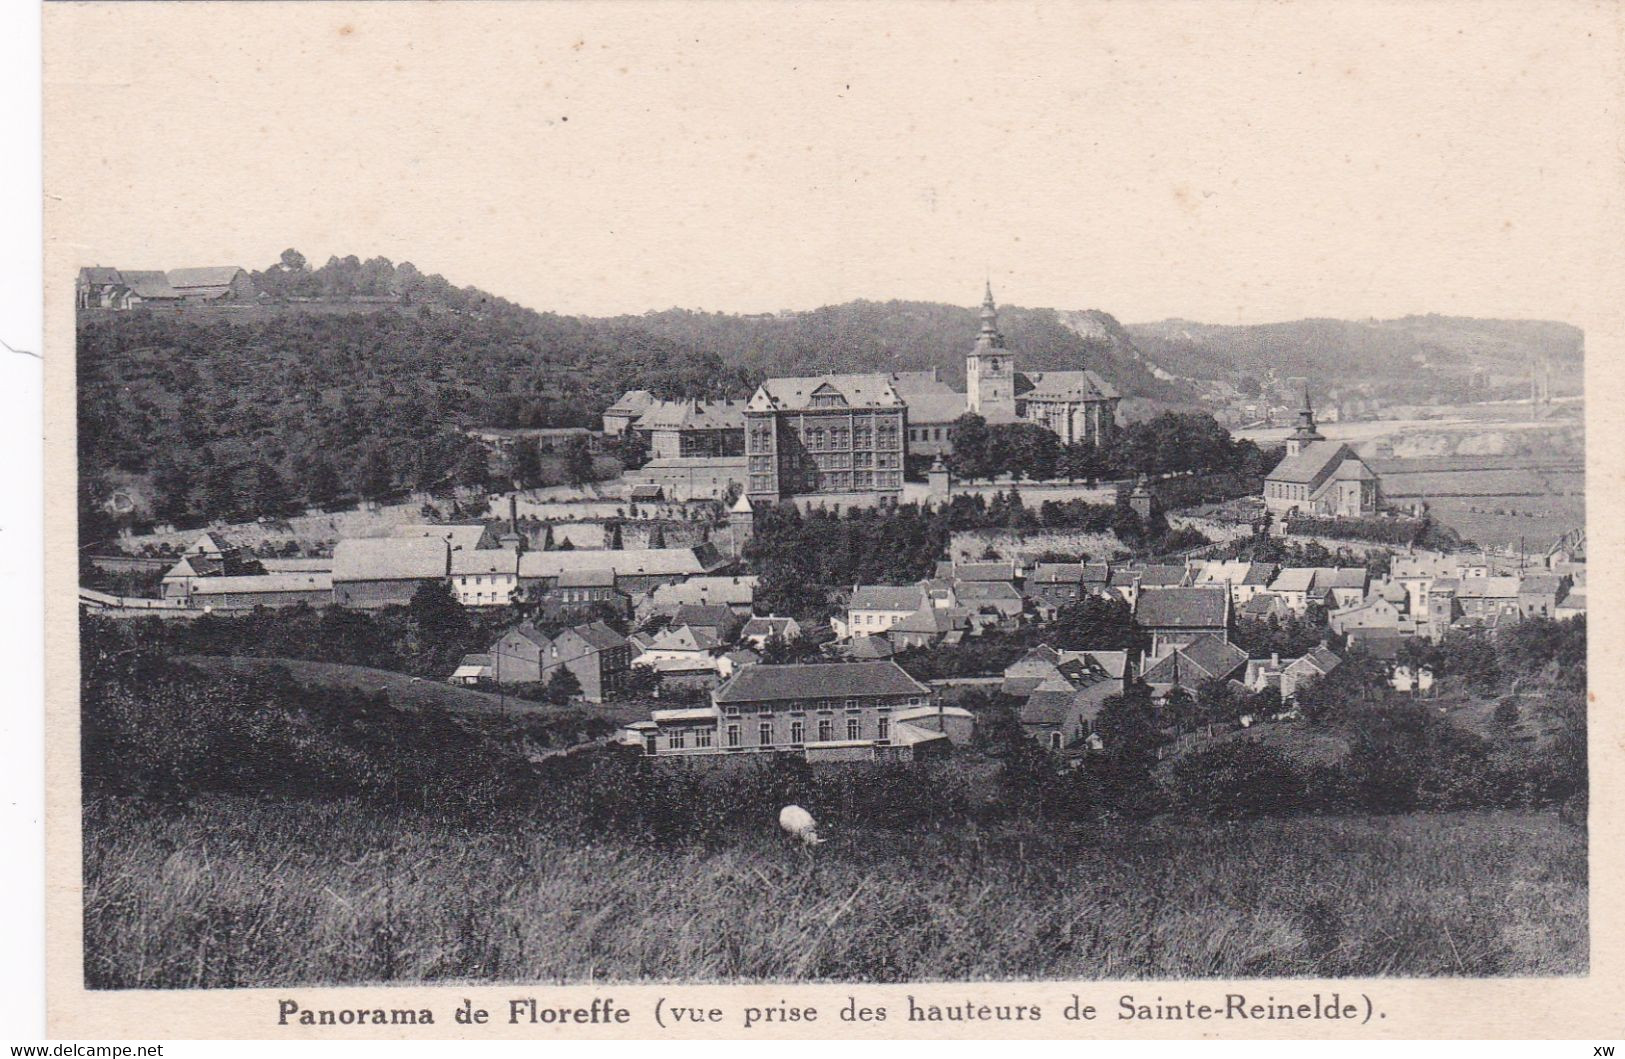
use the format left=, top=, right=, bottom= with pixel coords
left=713, top=660, right=928, bottom=704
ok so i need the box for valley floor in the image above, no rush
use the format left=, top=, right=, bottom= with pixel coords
left=82, top=799, right=1586, bottom=987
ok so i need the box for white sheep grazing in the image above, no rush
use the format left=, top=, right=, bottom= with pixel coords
left=779, top=804, right=824, bottom=848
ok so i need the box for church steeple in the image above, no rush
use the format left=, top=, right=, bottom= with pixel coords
left=977, top=281, right=1005, bottom=347
left=967, top=282, right=1015, bottom=417
left=1286, top=382, right=1324, bottom=457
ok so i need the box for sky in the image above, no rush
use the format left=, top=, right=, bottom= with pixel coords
left=44, top=1, right=1618, bottom=324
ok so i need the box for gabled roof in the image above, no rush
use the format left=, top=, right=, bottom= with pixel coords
left=886, top=370, right=956, bottom=396
left=953, top=562, right=1018, bottom=582
left=1240, top=562, right=1279, bottom=586
left=1194, top=560, right=1250, bottom=585
left=1239, top=592, right=1284, bottom=618
left=1134, top=587, right=1229, bottom=628
left=742, top=616, right=796, bottom=637
left=1137, top=564, right=1191, bottom=587
left=605, top=389, right=656, bottom=415
left=1082, top=563, right=1111, bottom=584
left=451, top=548, right=518, bottom=576
left=633, top=398, right=746, bottom=432
left=1457, top=576, right=1521, bottom=599
left=555, top=568, right=617, bottom=588
left=332, top=538, right=449, bottom=582
left=1289, top=645, right=1342, bottom=675
left=1518, top=573, right=1563, bottom=595
left=1322, top=567, right=1369, bottom=590
left=1175, top=635, right=1248, bottom=679
left=498, top=623, right=551, bottom=648
left=519, top=547, right=713, bottom=579
left=848, top=585, right=924, bottom=611
left=847, top=634, right=896, bottom=659
left=648, top=624, right=719, bottom=652
left=1268, top=440, right=1358, bottom=485
left=166, top=266, right=246, bottom=289
left=188, top=572, right=332, bottom=596
left=563, top=620, right=629, bottom=651
left=673, top=603, right=736, bottom=628
left=902, top=392, right=969, bottom=425
left=1017, top=369, right=1119, bottom=402
left=79, top=266, right=122, bottom=285
left=650, top=575, right=758, bottom=608
left=890, top=606, right=972, bottom=634
left=953, top=581, right=1022, bottom=602
left=119, top=270, right=179, bottom=299
left=713, top=661, right=928, bottom=704
left=749, top=374, right=904, bottom=412
left=390, top=523, right=493, bottom=550
left=1270, top=568, right=1318, bottom=593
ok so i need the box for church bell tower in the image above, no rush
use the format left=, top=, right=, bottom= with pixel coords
left=966, top=282, right=1016, bottom=419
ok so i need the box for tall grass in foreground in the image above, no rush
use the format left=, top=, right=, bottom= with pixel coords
left=83, top=799, right=1585, bottom=987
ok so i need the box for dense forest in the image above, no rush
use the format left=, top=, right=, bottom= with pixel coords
left=76, top=251, right=1183, bottom=532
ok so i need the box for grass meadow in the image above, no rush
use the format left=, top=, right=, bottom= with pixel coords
left=83, top=798, right=1585, bottom=987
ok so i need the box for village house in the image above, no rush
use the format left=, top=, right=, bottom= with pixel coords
left=886, top=605, right=978, bottom=650
left=1024, top=564, right=1086, bottom=612
left=450, top=548, right=520, bottom=607
left=1390, top=552, right=1461, bottom=619
left=645, top=661, right=945, bottom=763
left=1427, top=579, right=1461, bottom=633
left=1233, top=563, right=1280, bottom=605
left=450, top=653, right=492, bottom=686
left=838, top=584, right=927, bottom=640
left=1456, top=576, right=1522, bottom=622
left=159, top=533, right=268, bottom=600
left=669, top=603, right=741, bottom=644
left=1328, top=589, right=1417, bottom=638
left=1266, top=568, right=1333, bottom=616
left=546, top=622, right=635, bottom=702
left=1134, top=586, right=1232, bottom=660
left=487, top=623, right=553, bottom=684
left=951, top=580, right=1026, bottom=622
left=641, top=575, right=758, bottom=617
left=740, top=615, right=802, bottom=650
left=532, top=568, right=629, bottom=614
left=635, top=624, right=726, bottom=691
left=1517, top=572, right=1571, bottom=620
left=1140, top=635, right=1248, bottom=700
left=1238, top=592, right=1288, bottom=623
left=1281, top=646, right=1342, bottom=701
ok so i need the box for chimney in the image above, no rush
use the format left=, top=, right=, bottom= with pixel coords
left=1271, top=652, right=1279, bottom=668
left=510, top=494, right=519, bottom=535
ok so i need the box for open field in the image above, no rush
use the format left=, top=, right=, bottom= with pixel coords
left=175, top=655, right=647, bottom=724
left=82, top=799, right=1585, bottom=987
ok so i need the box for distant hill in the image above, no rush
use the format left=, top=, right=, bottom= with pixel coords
left=599, top=300, right=1191, bottom=404
left=1125, top=314, right=1584, bottom=395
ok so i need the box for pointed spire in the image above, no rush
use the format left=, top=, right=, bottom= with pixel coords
left=976, top=282, right=1004, bottom=348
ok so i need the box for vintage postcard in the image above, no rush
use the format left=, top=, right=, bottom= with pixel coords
left=40, top=0, right=1624, bottom=1041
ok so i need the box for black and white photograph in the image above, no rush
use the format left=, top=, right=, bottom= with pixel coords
left=41, top=0, right=1614, bottom=1034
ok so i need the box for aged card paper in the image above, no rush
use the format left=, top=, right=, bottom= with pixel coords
left=42, top=0, right=1624, bottom=1040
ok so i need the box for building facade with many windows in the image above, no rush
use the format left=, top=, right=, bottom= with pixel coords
left=642, top=661, right=952, bottom=762
left=743, top=374, right=909, bottom=504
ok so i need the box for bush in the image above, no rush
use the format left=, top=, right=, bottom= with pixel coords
left=1166, top=740, right=1306, bottom=817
